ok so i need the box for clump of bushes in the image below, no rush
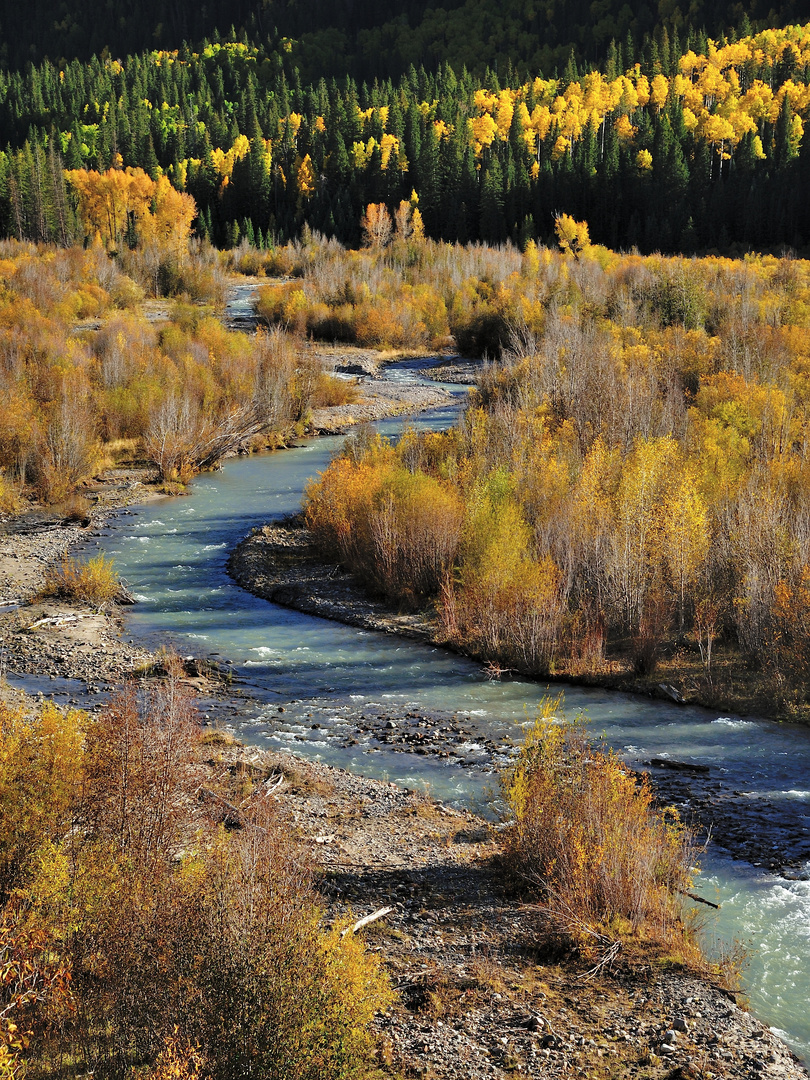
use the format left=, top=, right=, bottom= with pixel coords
left=305, top=433, right=464, bottom=605
left=0, top=675, right=391, bottom=1080
left=502, top=696, right=696, bottom=947
left=41, top=552, right=122, bottom=608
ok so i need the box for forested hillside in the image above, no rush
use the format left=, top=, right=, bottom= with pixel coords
left=6, top=0, right=809, bottom=78
left=2, top=25, right=810, bottom=253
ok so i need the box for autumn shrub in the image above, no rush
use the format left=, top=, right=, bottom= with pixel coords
left=502, top=696, right=696, bottom=944
left=440, top=485, right=567, bottom=672
left=41, top=552, right=121, bottom=608
left=57, top=491, right=92, bottom=523
left=0, top=472, right=23, bottom=514
left=0, top=701, right=85, bottom=901
left=450, top=300, right=510, bottom=357
left=171, top=807, right=392, bottom=1080
left=168, top=241, right=229, bottom=304
left=2, top=675, right=392, bottom=1080
left=312, top=371, right=360, bottom=407
left=305, top=437, right=464, bottom=603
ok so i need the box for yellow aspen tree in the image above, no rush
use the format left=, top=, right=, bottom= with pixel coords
left=554, top=214, right=590, bottom=259
left=65, top=167, right=155, bottom=248
left=360, top=203, right=393, bottom=248
left=662, top=468, right=711, bottom=631
left=296, top=154, right=316, bottom=201
left=610, top=436, right=680, bottom=631
left=522, top=238, right=541, bottom=277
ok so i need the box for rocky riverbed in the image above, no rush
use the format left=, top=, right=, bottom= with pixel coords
left=3, top=502, right=809, bottom=1078
left=208, top=739, right=810, bottom=1080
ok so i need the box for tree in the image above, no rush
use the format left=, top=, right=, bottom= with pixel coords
left=554, top=213, right=591, bottom=259
left=360, top=202, right=392, bottom=247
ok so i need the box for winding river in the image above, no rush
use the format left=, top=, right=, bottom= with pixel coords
left=72, top=360, right=810, bottom=1063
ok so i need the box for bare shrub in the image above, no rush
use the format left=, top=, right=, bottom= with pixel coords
left=33, top=389, right=99, bottom=503
left=82, top=670, right=200, bottom=866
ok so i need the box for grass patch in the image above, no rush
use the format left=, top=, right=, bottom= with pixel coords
left=199, top=729, right=242, bottom=747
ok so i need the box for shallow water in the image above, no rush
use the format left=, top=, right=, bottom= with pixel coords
left=78, top=375, right=810, bottom=1061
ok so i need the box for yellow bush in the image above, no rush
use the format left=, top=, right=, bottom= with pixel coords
left=0, top=701, right=85, bottom=898
left=41, top=552, right=121, bottom=608
left=502, top=696, right=696, bottom=943
left=2, top=682, right=391, bottom=1080
left=0, top=473, right=22, bottom=514
left=305, top=442, right=464, bottom=602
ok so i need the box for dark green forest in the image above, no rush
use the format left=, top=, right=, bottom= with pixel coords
left=6, top=0, right=810, bottom=78
left=2, top=21, right=810, bottom=253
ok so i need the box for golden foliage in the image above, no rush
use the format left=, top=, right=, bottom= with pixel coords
left=502, top=696, right=696, bottom=941
left=287, top=241, right=810, bottom=711
left=0, top=676, right=391, bottom=1080
left=65, top=167, right=196, bottom=257
left=41, top=552, right=121, bottom=608
left=554, top=213, right=591, bottom=259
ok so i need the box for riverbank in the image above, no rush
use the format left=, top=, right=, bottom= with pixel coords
left=3, top=477, right=809, bottom=1077
left=225, top=516, right=793, bottom=719
left=0, top=342, right=457, bottom=693
left=199, top=734, right=809, bottom=1080
left=227, top=519, right=810, bottom=876
left=0, top=475, right=161, bottom=693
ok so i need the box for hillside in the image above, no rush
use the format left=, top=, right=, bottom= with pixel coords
left=6, top=0, right=810, bottom=78
left=3, top=24, right=810, bottom=252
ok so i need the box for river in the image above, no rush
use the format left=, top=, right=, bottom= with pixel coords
left=72, top=359, right=810, bottom=1062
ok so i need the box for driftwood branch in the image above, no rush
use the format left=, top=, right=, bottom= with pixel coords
left=678, top=888, right=720, bottom=909
left=264, top=773, right=286, bottom=795
left=26, top=613, right=98, bottom=629
left=341, top=907, right=393, bottom=937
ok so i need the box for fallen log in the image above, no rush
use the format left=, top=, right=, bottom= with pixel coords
left=25, top=613, right=98, bottom=629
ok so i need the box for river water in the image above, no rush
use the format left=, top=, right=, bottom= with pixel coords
left=77, top=368, right=810, bottom=1062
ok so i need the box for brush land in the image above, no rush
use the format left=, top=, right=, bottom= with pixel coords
left=2, top=9, right=810, bottom=1077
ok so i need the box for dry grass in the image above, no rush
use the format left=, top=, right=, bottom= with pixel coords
left=0, top=473, right=23, bottom=514
left=55, top=492, right=92, bottom=523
